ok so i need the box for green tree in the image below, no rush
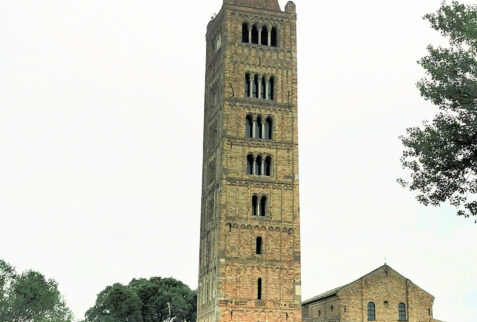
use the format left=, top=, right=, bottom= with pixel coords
left=85, top=277, right=196, bottom=322
left=0, top=259, right=73, bottom=322
left=399, top=1, right=477, bottom=221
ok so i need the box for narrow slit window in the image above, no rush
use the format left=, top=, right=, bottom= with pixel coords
left=257, top=278, right=262, bottom=300
left=256, top=237, right=262, bottom=254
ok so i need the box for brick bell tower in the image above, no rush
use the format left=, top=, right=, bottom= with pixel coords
left=197, top=0, right=301, bottom=321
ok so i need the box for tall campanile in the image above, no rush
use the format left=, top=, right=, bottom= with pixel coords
left=198, top=0, right=301, bottom=321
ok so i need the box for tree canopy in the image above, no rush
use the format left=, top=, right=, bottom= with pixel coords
left=84, top=277, right=197, bottom=322
left=399, top=1, right=477, bottom=221
left=0, top=259, right=73, bottom=322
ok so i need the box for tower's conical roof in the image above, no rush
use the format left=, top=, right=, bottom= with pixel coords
left=223, top=0, right=281, bottom=11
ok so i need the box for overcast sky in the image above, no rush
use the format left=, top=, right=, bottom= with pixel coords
left=0, top=0, right=476, bottom=321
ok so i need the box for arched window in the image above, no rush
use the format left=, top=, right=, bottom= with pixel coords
left=267, top=76, right=275, bottom=100
left=256, top=237, right=262, bottom=254
left=264, top=156, right=272, bottom=176
left=251, top=25, right=259, bottom=44
left=257, top=278, right=262, bottom=300
left=252, top=74, right=258, bottom=98
left=242, top=23, right=249, bottom=43
left=261, top=27, right=268, bottom=46
left=367, top=302, right=376, bottom=321
left=265, top=117, right=273, bottom=140
left=260, top=76, right=266, bottom=99
left=252, top=195, right=258, bottom=216
left=398, top=303, right=406, bottom=321
left=271, top=27, right=278, bottom=47
left=255, top=116, right=263, bottom=139
left=247, top=154, right=254, bottom=175
left=260, top=196, right=267, bottom=217
left=245, top=73, right=251, bottom=97
left=246, top=115, right=253, bottom=138
left=255, top=155, right=263, bottom=176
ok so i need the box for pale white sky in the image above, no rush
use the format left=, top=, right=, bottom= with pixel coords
left=0, top=0, right=476, bottom=321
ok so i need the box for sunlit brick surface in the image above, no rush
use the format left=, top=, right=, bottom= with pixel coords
left=302, top=266, right=438, bottom=322
left=198, top=1, right=302, bottom=321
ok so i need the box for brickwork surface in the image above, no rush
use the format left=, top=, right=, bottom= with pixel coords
left=302, top=265, right=439, bottom=322
left=197, top=0, right=302, bottom=321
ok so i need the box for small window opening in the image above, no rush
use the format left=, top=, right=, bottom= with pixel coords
left=331, top=305, right=334, bottom=312
left=271, top=27, right=277, bottom=47
left=242, top=23, right=249, bottom=43
left=227, top=223, right=232, bottom=232
left=265, top=117, right=273, bottom=140
left=252, top=195, right=258, bottom=216
left=255, top=155, right=262, bottom=176
left=368, top=302, right=376, bottom=321
left=255, top=116, right=263, bottom=139
left=257, top=278, right=262, bottom=300
left=247, top=154, right=254, bottom=175
left=252, top=74, right=259, bottom=98
left=264, top=156, right=272, bottom=176
left=261, top=27, right=268, bottom=46
left=245, top=73, right=251, bottom=97
left=260, top=196, right=267, bottom=217
left=246, top=115, right=253, bottom=138
left=256, top=237, right=262, bottom=254
left=398, top=303, right=406, bottom=321
left=251, top=25, right=259, bottom=44
left=260, top=77, right=266, bottom=99
left=268, top=77, right=275, bottom=100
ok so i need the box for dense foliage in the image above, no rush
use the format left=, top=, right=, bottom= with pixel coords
left=0, top=259, right=73, bottom=322
left=399, top=1, right=477, bottom=221
left=84, top=277, right=197, bottom=322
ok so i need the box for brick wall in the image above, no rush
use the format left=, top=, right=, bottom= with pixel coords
left=302, top=266, right=436, bottom=322
left=198, top=1, right=301, bottom=321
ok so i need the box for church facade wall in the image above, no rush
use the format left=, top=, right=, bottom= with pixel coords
left=303, top=266, right=438, bottom=322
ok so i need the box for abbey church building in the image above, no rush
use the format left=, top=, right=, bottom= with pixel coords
left=302, top=265, right=442, bottom=322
